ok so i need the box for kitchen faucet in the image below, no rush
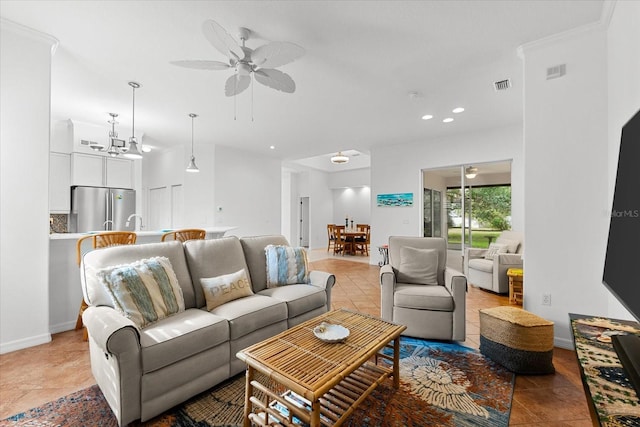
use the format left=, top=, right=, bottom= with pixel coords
left=126, top=214, right=143, bottom=229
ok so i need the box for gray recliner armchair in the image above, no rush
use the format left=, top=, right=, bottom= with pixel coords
left=463, top=230, right=523, bottom=294
left=380, top=236, right=467, bottom=341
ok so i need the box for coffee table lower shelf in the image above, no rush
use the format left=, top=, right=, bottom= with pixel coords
left=247, top=360, right=392, bottom=427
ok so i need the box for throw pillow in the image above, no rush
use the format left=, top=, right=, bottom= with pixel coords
left=396, top=246, right=439, bottom=285
left=98, top=257, right=185, bottom=329
left=484, top=243, right=508, bottom=260
left=496, top=238, right=519, bottom=253
left=265, top=245, right=310, bottom=288
left=200, top=269, right=254, bottom=311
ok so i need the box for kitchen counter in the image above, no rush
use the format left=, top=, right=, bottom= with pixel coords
left=49, top=225, right=237, bottom=334
left=50, top=226, right=237, bottom=240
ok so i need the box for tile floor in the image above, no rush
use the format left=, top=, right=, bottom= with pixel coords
left=0, top=254, right=593, bottom=425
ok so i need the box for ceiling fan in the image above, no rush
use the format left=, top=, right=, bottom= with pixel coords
left=171, top=20, right=305, bottom=96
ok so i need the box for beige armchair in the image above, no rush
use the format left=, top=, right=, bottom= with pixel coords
left=380, top=236, right=467, bottom=341
left=463, top=230, right=523, bottom=294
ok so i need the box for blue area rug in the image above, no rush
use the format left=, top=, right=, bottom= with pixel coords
left=1, top=337, right=514, bottom=426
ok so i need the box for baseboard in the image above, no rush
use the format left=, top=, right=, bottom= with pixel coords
left=49, top=321, right=76, bottom=335
left=554, top=336, right=574, bottom=350
left=0, top=332, right=51, bottom=355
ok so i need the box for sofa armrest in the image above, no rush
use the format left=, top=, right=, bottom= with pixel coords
left=495, top=253, right=523, bottom=265
left=379, top=265, right=395, bottom=322
left=309, top=270, right=336, bottom=290
left=465, top=248, right=487, bottom=259
left=445, top=267, right=467, bottom=341
left=83, top=306, right=141, bottom=355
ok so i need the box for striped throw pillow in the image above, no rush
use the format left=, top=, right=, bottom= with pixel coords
left=265, top=245, right=310, bottom=288
left=98, top=257, right=185, bottom=329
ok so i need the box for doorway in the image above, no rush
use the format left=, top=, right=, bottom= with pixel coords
left=299, top=197, right=309, bottom=248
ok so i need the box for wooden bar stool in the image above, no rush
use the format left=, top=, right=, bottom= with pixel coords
left=75, top=231, right=137, bottom=340
left=161, top=228, right=206, bottom=242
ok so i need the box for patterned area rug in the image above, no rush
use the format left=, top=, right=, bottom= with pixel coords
left=1, top=337, right=514, bottom=427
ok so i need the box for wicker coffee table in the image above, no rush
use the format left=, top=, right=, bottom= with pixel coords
left=236, top=309, right=406, bottom=427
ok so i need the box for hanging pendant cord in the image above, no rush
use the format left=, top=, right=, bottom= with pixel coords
left=251, top=73, right=254, bottom=122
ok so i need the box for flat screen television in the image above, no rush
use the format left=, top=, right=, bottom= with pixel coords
left=602, top=108, right=640, bottom=396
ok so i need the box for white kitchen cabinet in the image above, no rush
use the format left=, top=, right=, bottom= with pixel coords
left=105, top=157, right=133, bottom=188
left=71, top=152, right=133, bottom=189
left=49, top=152, right=71, bottom=213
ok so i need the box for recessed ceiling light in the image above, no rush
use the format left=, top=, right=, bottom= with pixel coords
left=443, top=118, right=454, bottom=123
left=269, top=145, right=275, bottom=150
left=421, top=114, right=433, bottom=120
left=452, top=107, right=465, bottom=113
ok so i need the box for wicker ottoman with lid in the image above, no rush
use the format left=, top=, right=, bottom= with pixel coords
left=479, top=306, right=555, bottom=374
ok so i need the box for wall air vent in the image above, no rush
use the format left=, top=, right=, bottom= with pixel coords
left=493, top=79, right=511, bottom=91
left=546, top=64, right=566, bottom=80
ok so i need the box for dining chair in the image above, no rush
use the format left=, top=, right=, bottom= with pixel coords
left=355, top=224, right=370, bottom=256
left=333, top=226, right=352, bottom=256
left=327, top=224, right=336, bottom=252
left=161, top=228, right=207, bottom=242
left=75, top=231, right=137, bottom=340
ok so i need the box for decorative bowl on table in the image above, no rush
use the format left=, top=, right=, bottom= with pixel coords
left=313, top=322, right=349, bottom=343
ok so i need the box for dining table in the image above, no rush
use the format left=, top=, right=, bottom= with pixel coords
left=340, top=228, right=367, bottom=255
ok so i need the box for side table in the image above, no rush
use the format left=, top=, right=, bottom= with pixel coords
left=506, top=268, right=523, bottom=305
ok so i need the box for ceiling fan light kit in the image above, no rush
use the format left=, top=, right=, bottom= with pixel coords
left=465, top=166, right=478, bottom=179
left=331, top=152, right=349, bottom=164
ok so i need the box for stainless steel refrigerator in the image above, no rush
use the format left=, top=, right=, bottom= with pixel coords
left=70, top=186, right=136, bottom=232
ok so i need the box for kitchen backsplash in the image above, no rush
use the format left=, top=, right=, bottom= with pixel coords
left=50, top=214, right=68, bottom=233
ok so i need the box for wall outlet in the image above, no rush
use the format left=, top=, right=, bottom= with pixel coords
left=542, top=293, right=551, bottom=306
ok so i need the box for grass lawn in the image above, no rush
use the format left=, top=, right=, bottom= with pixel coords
left=447, top=228, right=502, bottom=248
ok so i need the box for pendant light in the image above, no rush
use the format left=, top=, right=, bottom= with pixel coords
left=186, top=113, right=200, bottom=173
left=123, top=81, right=143, bottom=159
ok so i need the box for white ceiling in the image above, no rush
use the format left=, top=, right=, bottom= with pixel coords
left=1, top=1, right=604, bottom=171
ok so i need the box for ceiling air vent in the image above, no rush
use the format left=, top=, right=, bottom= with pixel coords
left=493, top=79, right=511, bottom=91
left=546, top=64, right=566, bottom=80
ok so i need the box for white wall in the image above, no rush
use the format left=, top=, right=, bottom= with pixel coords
left=370, top=125, right=524, bottom=265
left=214, top=145, right=281, bottom=237
left=333, top=186, right=371, bottom=226
left=0, top=20, right=57, bottom=353
left=606, top=0, right=640, bottom=320
left=521, top=17, right=625, bottom=347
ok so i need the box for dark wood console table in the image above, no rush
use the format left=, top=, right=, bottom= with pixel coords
left=569, top=313, right=640, bottom=426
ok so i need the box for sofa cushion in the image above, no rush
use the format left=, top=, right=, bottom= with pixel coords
left=468, top=258, right=494, bottom=273
left=394, top=284, right=454, bottom=311
left=97, top=257, right=185, bottom=329
left=484, top=243, right=508, bottom=260
left=239, top=235, right=290, bottom=293
left=82, top=240, right=196, bottom=309
left=258, top=285, right=327, bottom=318
left=201, top=269, right=254, bottom=311
left=184, top=237, right=251, bottom=309
left=496, top=238, right=519, bottom=254
left=139, top=308, right=229, bottom=374
left=209, top=294, right=287, bottom=340
left=396, top=246, right=439, bottom=285
left=265, top=245, right=310, bottom=288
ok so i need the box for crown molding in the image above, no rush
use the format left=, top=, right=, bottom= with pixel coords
left=517, top=0, right=615, bottom=57
left=0, top=18, right=59, bottom=55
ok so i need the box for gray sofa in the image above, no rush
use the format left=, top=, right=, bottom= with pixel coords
left=80, top=234, right=335, bottom=426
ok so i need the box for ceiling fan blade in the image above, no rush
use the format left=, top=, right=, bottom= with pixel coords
left=225, top=74, right=251, bottom=97
left=170, top=60, right=231, bottom=70
left=252, top=42, right=305, bottom=69
left=254, top=69, right=296, bottom=93
left=202, top=20, right=244, bottom=60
